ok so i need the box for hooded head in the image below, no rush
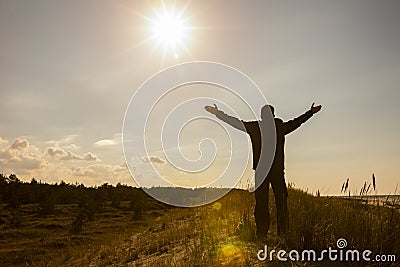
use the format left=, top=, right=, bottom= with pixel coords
left=261, top=105, right=275, bottom=121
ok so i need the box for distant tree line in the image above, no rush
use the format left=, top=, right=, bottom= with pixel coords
left=0, top=173, right=162, bottom=215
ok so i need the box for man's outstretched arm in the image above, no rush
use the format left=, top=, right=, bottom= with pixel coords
left=204, top=104, right=246, bottom=132
left=283, top=103, right=322, bottom=135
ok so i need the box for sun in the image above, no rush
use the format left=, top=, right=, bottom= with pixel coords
left=152, top=11, right=185, bottom=46
left=149, top=7, right=189, bottom=54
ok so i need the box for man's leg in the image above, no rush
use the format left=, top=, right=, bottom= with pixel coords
left=254, top=180, right=270, bottom=240
left=271, top=174, right=289, bottom=236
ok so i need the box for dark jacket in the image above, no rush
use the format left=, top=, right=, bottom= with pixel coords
left=216, top=110, right=313, bottom=173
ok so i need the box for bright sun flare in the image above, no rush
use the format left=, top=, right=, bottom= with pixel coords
left=150, top=8, right=189, bottom=53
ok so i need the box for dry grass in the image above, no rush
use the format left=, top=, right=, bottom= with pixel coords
left=0, top=188, right=398, bottom=266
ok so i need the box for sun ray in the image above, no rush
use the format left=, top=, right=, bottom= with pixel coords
left=76, top=1, right=195, bottom=77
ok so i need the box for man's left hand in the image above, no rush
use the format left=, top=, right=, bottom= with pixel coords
left=310, top=103, right=322, bottom=114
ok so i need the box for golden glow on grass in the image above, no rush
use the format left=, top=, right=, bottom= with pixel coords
left=216, top=243, right=245, bottom=265
left=212, top=201, right=222, bottom=211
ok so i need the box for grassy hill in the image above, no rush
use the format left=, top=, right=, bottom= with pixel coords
left=0, top=175, right=399, bottom=266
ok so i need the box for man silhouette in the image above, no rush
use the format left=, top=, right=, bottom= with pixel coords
left=205, top=103, right=322, bottom=240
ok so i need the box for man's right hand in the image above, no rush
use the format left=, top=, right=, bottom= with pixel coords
left=204, top=104, right=219, bottom=115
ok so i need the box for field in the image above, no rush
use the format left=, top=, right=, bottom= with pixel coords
left=0, top=182, right=399, bottom=267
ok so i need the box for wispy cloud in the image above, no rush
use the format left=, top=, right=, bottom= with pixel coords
left=0, top=136, right=131, bottom=185
left=0, top=138, right=48, bottom=174
left=94, top=139, right=116, bottom=146
left=72, top=163, right=129, bottom=178
left=10, top=138, right=29, bottom=150
left=83, top=152, right=99, bottom=161
left=142, top=155, right=166, bottom=164
left=94, top=133, right=121, bottom=147
left=73, top=166, right=96, bottom=177
left=45, top=135, right=80, bottom=149
left=46, top=147, right=99, bottom=161
left=0, top=136, right=7, bottom=146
